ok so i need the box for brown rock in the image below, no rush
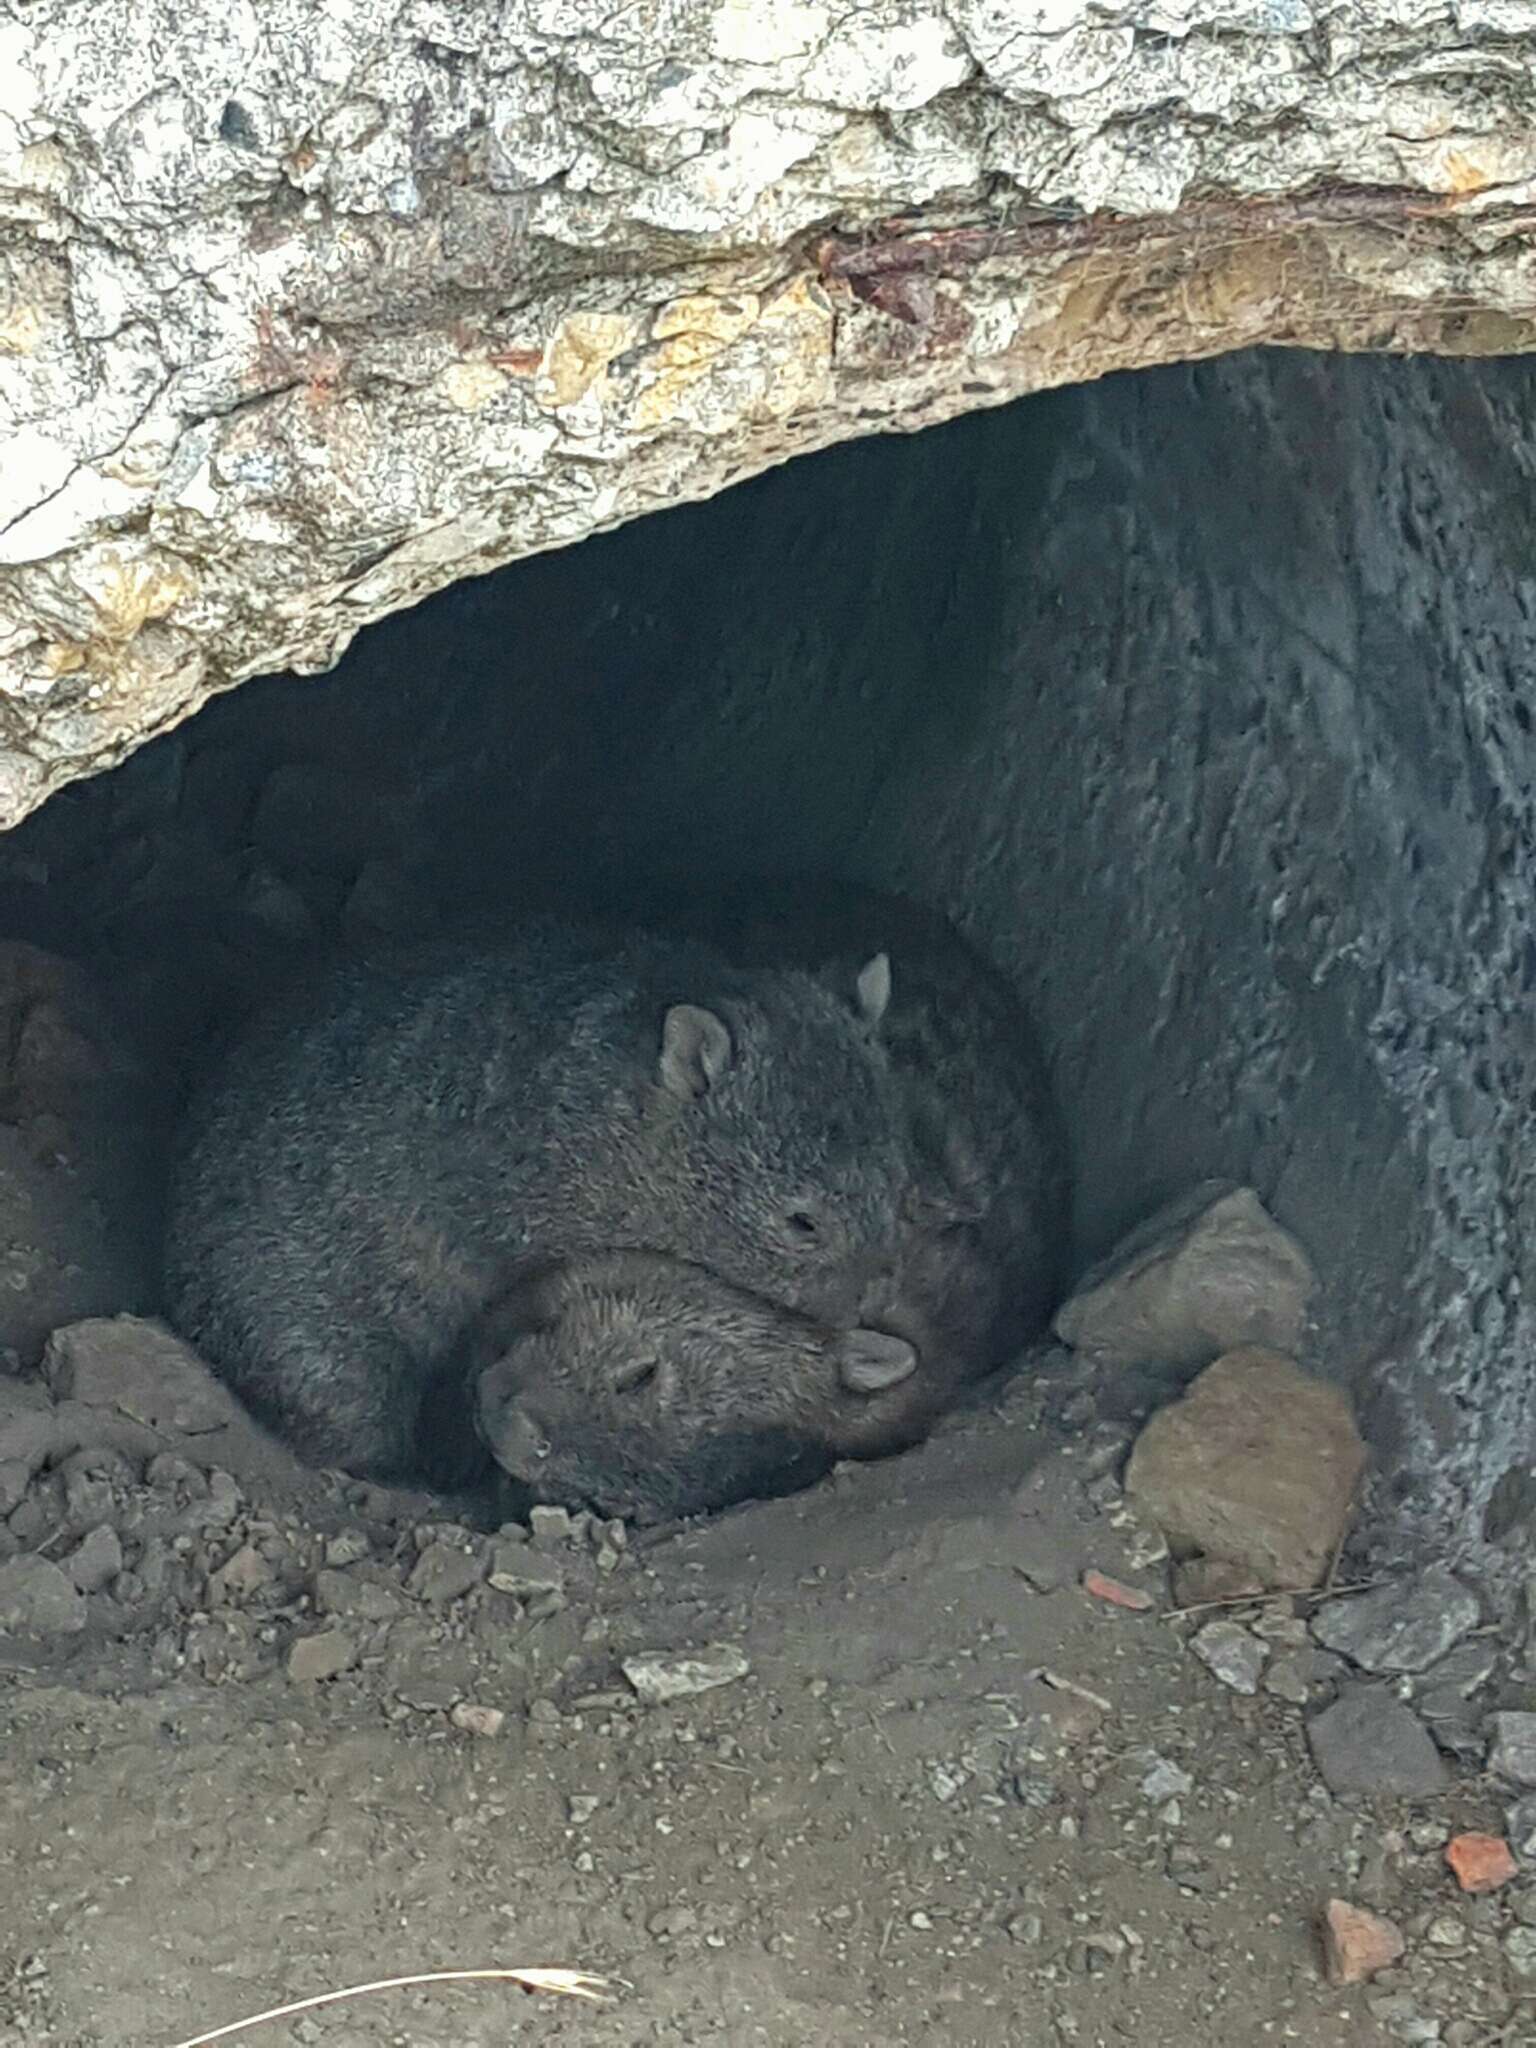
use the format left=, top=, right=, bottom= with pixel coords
left=1082, top=1569, right=1155, bottom=1612
left=1321, top=1899, right=1405, bottom=1984
left=1124, top=1348, right=1365, bottom=1588
left=1054, top=1183, right=1315, bottom=1371
left=1445, top=1832, right=1517, bottom=1894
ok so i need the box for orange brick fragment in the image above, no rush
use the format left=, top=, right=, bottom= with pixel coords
left=1445, top=1832, right=1517, bottom=1894
left=1321, top=1899, right=1405, bottom=1985
left=1082, top=1569, right=1154, bottom=1612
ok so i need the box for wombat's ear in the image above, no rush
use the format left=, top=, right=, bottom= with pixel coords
left=659, top=1004, right=735, bottom=1099
left=839, top=1329, right=918, bottom=1394
left=855, top=952, right=891, bottom=1028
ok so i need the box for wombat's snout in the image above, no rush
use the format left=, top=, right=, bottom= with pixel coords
left=476, top=1361, right=552, bottom=1470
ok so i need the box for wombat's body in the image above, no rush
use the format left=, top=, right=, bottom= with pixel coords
left=471, top=1250, right=931, bottom=1523
left=162, top=915, right=913, bottom=1484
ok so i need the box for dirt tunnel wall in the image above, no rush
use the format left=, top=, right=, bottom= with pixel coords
left=3, top=344, right=1535, bottom=1565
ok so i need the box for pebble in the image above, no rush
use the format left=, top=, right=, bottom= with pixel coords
left=529, top=1506, right=573, bottom=1552
left=312, top=1567, right=404, bottom=1622
left=622, top=1644, right=750, bottom=1704
left=0, top=1461, right=29, bottom=1517
left=1082, top=1570, right=1154, bottom=1612
left=1311, top=1568, right=1479, bottom=1675
left=568, top=1795, right=600, bottom=1825
left=1489, top=1712, right=1536, bottom=1787
left=1321, top=1898, right=1406, bottom=1985
left=0, top=1555, right=86, bottom=1635
left=1444, top=1832, right=1517, bottom=1894
left=65, top=1523, right=122, bottom=1594
left=1424, top=1916, right=1466, bottom=1950
left=1191, top=1620, right=1266, bottom=1694
left=406, top=1541, right=485, bottom=1607
left=208, top=1543, right=273, bottom=1604
left=449, top=1702, right=505, bottom=1738
left=1504, top=1925, right=1536, bottom=1979
left=287, top=1629, right=357, bottom=1683
left=1139, top=1756, right=1193, bottom=1804
left=486, top=1542, right=564, bottom=1599
left=1307, top=1686, right=1449, bottom=1798
left=1506, top=1794, right=1536, bottom=1862
left=324, top=1529, right=371, bottom=1567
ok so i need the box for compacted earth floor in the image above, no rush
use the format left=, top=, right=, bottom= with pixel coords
left=0, top=1333, right=1527, bottom=2048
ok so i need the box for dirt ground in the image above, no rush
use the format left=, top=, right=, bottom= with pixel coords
left=0, top=1338, right=1526, bottom=2048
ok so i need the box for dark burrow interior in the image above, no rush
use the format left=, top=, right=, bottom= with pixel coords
left=3, top=344, right=1535, bottom=1567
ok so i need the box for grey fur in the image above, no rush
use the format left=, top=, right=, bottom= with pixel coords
left=470, top=1250, right=940, bottom=1523
left=161, top=915, right=915, bottom=1484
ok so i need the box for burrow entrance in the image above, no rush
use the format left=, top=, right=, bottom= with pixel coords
left=4, top=345, right=1535, bottom=1563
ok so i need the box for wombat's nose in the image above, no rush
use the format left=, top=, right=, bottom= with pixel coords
left=490, top=1404, right=553, bottom=1471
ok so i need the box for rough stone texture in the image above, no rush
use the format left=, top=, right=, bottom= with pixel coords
left=1190, top=1621, right=1266, bottom=1696
left=621, top=1644, right=751, bottom=1704
left=1321, top=1900, right=1406, bottom=1987
left=1125, top=1350, right=1365, bottom=1589
left=1311, top=1568, right=1479, bottom=1675
left=1489, top=1713, right=1536, bottom=1789
left=5, top=5, right=1536, bottom=827
left=44, top=1316, right=242, bottom=1436
left=0, top=1554, right=86, bottom=1635
left=1054, top=1184, right=1315, bottom=1371
left=1307, top=1687, right=1449, bottom=1800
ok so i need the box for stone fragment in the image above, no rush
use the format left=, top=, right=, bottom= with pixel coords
left=1321, top=1900, right=1406, bottom=1985
left=0, top=1554, right=87, bottom=1634
left=529, top=1506, right=573, bottom=1552
left=43, top=1317, right=238, bottom=1436
left=1307, top=1686, right=1449, bottom=1798
left=1054, top=1183, right=1315, bottom=1371
left=207, top=1543, right=272, bottom=1604
left=286, top=1629, right=357, bottom=1683
left=1311, top=1568, right=1478, bottom=1674
left=0, top=1460, right=30, bottom=1516
left=65, top=1524, right=122, bottom=1593
left=1264, top=1651, right=1339, bottom=1706
left=1506, top=1795, right=1536, bottom=1862
left=1505, top=1926, right=1536, bottom=1979
left=1191, top=1620, right=1266, bottom=1694
left=1444, top=1833, right=1516, bottom=1894
left=1125, top=1348, right=1365, bottom=1588
left=621, top=1644, right=750, bottom=1704
left=1082, top=1569, right=1154, bottom=1612
left=1489, top=1712, right=1536, bottom=1787
left=406, top=1540, right=485, bottom=1607
left=486, top=1542, right=564, bottom=1599
left=450, top=1702, right=506, bottom=1737
left=647, top=1906, right=698, bottom=1940
left=324, top=1529, right=371, bottom=1567
left=313, top=1566, right=404, bottom=1621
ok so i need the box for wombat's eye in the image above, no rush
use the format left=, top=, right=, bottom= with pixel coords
left=785, top=1211, right=820, bottom=1241
left=613, top=1352, right=660, bottom=1394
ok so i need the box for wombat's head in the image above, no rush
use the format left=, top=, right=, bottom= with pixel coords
left=641, top=954, right=912, bottom=1322
left=472, top=1252, right=936, bottom=1523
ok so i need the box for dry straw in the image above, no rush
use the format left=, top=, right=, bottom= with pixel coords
left=166, top=1965, right=616, bottom=2048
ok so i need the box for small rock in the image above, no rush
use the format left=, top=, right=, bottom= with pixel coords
left=1506, top=1794, right=1536, bottom=1861
left=1321, top=1899, right=1406, bottom=1985
left=568, top=1795, right=600, bottom=1825
left=449, top=1702, right=505, bottom=1738
left=1264, top=1654, right=1317, bottom=1707
left=1308, top=1686, right=1450, bottom=1798
left=1082, top=1569, right=1154, bottom=1612
left=1424, top=1916, right=1466, bottom=1950
left=0, top=1460, right=30, bottom=1516
left=0, top=1381, right=56, bottom=1475
left=1139, top=1756, right=1193, bottom=1803
left=1504, top=1925, right=1536, bottom=1979
left=287, top=1629, right=357, bottom=1683
left=1008, top=1914, right=1044, bottom=1944
left=1191, top=1620, right=1266, bottom=1694
left=622, top=1644, right=751, bottom=1704
left=1171, top=1556, right=1266, bottom=1608
left=1125, top=1349, right=1364, bottom=1590
left=406, top=1541, right=485, bottom=1607
left=324, top=1529, right=371, bottom=1567
left=1311, top=1569, right=1479, bottom=1675
left=486, top=1542, right=564, bottom=1600
left=1490, top=1712, right=1536, bottom=1787
left=65, top=1524, right=122, bottom=1593
left=1415, top=1637, right=1497, bottom=1699
left=529, top=1506, right=573, bottom=1552
left=0, top=1554, right=86, bottom=1634
left=1444, top=1832, right=1517, bottom=1895
left=1010, top=1522, right=1076, bottom=1594
left=58, top=1446, right=130, bottom=1525
left=145, top=1453, right=207, bottom=1498
left=1054, top=1183, right=1315, bottom=1370
left=208, top=1543, right=273, bottom=1604
left=44, top=1316, right=239, bottom=1436
left=313, top=1567, right=404, bottom=1622
left=647, top=1907, right=697, bottom=1940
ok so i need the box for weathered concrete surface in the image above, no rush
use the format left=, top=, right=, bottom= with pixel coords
left=4, top=1, right=1536, bottom=824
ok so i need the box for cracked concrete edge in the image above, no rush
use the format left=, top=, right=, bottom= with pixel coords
left=3, top=0, right=1536, bottom=826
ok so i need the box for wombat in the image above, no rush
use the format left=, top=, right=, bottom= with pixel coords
left=618, top=875, right=1068, bottom=1380
left=162, top=914, right=915, bottom=1485
left=469, top=1251, right=940, bottom=1523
